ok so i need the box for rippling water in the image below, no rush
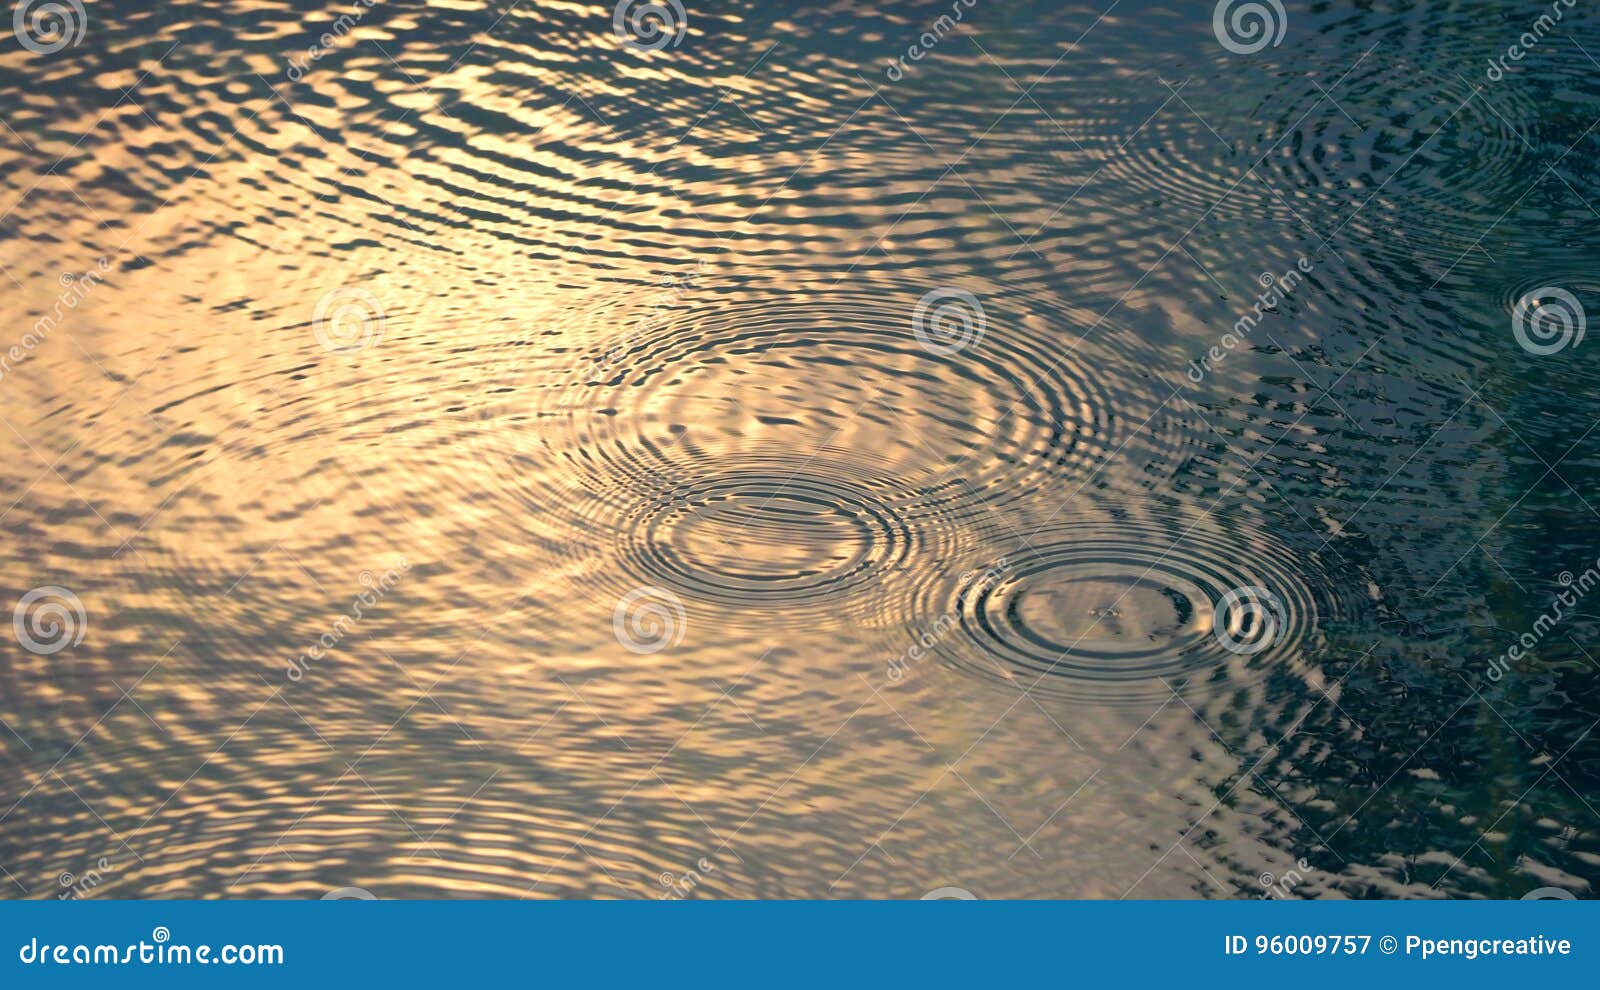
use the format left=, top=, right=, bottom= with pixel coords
left=1, top=0, right=1598, bottom=899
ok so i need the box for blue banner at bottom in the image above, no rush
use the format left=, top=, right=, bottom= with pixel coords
left=1, top=900, right=1592, bottom=987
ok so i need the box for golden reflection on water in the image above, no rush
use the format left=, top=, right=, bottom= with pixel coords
left=3, top=0, right=1596, bottom=901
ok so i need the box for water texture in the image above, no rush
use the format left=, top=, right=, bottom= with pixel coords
left=0, top=0, right=1597, bottom=899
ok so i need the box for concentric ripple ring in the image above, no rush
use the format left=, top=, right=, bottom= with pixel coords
left=909, top=515, right=1335, bottom=703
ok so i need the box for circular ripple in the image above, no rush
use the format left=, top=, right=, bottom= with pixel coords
left=1042, top=41, right=1544, bottom=268
left=614, top=463, right=917, bottom=619
left=912, top=515, right=1341, bottom=704
left=510, top=283, right=1197, bottom=535
left=1500, top=273, right=1600, bottom=329
left=556, top=453, right=968, bottom=633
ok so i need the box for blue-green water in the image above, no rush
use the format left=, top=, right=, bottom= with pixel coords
left=0, top=0, right=1596, bottom=898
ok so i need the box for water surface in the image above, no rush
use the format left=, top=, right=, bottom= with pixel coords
left=1, top=0, right=1598, bottom=899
